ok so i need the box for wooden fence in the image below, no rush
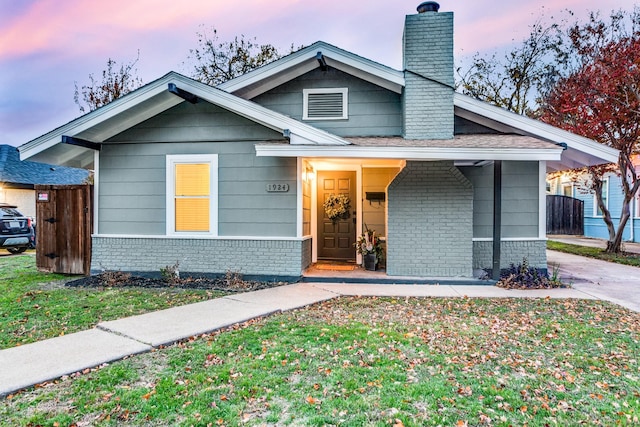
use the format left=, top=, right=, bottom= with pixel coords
left=35, top=184, right=93, bottom=275
left=546, top=195, right=583, bottom=235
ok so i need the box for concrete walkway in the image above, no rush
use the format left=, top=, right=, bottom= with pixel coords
left=547, top=249, right=640, bottom=313
left=0, top=282, right=598, bottom=397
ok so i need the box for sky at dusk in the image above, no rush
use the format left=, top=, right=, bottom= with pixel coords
left=1, top=0, right=637, bottom=148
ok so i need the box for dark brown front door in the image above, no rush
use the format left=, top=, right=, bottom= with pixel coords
left=317, top=171, right=356, bottom=260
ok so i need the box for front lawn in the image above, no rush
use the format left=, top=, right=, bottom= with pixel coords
left=547, top=240, right=640, bottom=267
left=2, top=297, right=638, bottom=426
left=0, top=255, right=223, bottom=349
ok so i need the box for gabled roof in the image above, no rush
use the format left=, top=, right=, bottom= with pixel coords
left=219, top=45, right=618, bottom=170
left=19, top=72, right=350, bottom=166
left=217, top=41, right=405, bottom=99
left=20, top=42, right=618, bottom=171
left=0, top=144, right=89, bottom=188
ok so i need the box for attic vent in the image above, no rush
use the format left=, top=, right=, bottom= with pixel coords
left=303, top=88, right=348, bottom=120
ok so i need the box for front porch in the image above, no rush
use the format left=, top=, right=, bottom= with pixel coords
left=299, top=158, right=504, bottom=283
left=302, top=260, right=495, bottom=285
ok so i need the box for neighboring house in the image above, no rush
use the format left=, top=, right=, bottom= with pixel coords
left=18, top=3, right=617, bottom=279
left=0, top=144, right=90, bottom=218
left=548, top=160, right=640, bottom=242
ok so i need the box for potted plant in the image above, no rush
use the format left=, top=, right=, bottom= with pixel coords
left=355, top=226, right=383, bottom=271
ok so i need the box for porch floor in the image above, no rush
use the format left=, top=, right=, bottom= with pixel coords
left=302, top=261, right=494, bottom=285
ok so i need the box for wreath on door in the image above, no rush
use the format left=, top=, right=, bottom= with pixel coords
left=323, top=193, right=351, bottom=223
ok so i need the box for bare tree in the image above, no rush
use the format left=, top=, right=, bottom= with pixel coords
left=74, top=52, right=143, bottom=113
left=186, top=26, right=287, bottom=86
left=457, top=19, right=566, bottom=116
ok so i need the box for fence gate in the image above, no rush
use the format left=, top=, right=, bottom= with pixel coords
left=35, top=185, right=92, bottom=275
left=546, top=195, right=584, bottom=235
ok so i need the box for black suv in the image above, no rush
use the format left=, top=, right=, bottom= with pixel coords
left=0, top=203, right=35, bottom=254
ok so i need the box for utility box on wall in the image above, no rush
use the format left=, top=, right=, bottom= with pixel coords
left=35, top=184, right=93, bottom=275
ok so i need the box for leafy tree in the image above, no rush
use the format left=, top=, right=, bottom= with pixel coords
left=456, top=19, right=566, bottom=116
left=540, top=8, right=640, bottom=253
left=187, top=26, right=286, bottom=86
left=74, top=53, right=143, bottom=113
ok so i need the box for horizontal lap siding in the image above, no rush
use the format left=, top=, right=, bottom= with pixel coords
left=99, top=102, right=297, bottom=237
left=454, top=116, right=500, bottom=135
left=460, top=161, right=540, bottom=239
left=252, top=68, right=402, bottom=137
left=574, top=172, right=637, bottom=240
left=362, top=167, right=401, bottom=238
left=109, top=102, right=281, bottom=142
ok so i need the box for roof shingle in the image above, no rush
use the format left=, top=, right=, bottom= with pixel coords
left=346, top=135, right=560, bottom=149
left=0, top=145, right=90, bottom=187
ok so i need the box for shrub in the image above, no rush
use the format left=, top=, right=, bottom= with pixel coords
left=160, top=261, right=181, bottom=285
left=496, top=258, right=565, bottom=289
left=223, top=270, right=249, bottom=290
left=99, top=270, right=132, bottom=287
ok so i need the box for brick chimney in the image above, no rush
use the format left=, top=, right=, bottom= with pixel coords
left=402, top=2, right=454, bottom=140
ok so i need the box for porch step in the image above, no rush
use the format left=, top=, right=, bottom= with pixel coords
left=300, top=276, right=495, bottom=286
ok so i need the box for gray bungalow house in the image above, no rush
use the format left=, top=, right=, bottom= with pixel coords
left=19, top=3, right=617, bottom=279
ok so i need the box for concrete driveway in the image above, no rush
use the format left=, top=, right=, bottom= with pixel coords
left=547, top=249, right=640, bottom=312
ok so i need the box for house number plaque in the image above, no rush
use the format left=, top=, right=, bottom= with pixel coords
left=266, top=183, right=289, bottom=192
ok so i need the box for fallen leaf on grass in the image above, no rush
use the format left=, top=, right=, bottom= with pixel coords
left=142, top=390, right=155, bottom=400
left=457, top=386, right=473, bottom=396
left=305, top=395, right=321, bottom=405
left=479, top=413, right=492, bottom=425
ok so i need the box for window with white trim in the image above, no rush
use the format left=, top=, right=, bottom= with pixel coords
left=594, top=177, right=609, bottom=217
left=303, top=88, right=348, bottom=120
left=166, top=154, right=218, bottom=235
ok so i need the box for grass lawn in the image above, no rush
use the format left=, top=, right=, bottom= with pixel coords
left=1, top=297, right=638, bottom=426
left=547, top=240, right=640, bottom=267
left=0, top=254, right=224, bottom=349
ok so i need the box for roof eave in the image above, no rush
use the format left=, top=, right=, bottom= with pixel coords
left=255, top=144, right=563, bottom=161
left=218, top=41, right=405, bottom=98
left=19, top=72, right=351, bottom=166
left=454, top=93, right=619, bottom=166
left=19, top=72, right=185, bottom=162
